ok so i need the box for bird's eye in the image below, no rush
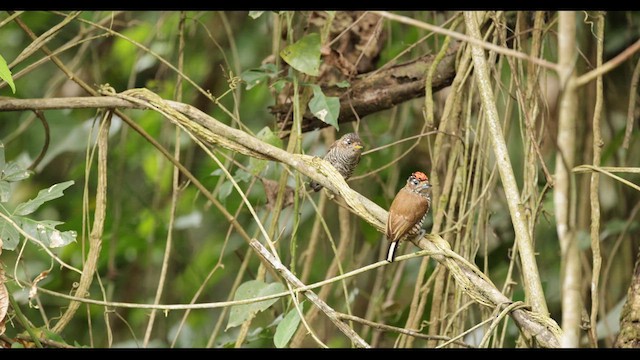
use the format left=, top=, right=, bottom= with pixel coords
left=346, top=140, right=352, bottom=145
left=412, top=179, right=419, bottom=185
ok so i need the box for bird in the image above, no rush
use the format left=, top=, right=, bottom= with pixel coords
left=310, top=132, right=364, bottom=192
left=385, top=171, right=432, bottom=262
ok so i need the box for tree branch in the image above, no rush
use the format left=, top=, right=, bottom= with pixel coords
left=463, top=12, right=550, bottom=318
left=555, top=11, right=581, bottom=347
left=249, top=239, right=370, bottom=348
left=271, top=44, right=458, bottom=136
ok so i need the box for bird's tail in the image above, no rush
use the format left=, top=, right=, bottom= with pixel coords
left=386, top=241, right=399, bottom=263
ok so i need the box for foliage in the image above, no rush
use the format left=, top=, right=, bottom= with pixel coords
left=0, top=142, right=76, bottom=251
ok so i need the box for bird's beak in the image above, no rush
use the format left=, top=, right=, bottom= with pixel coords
left=354, top=144, right=363, bottom=150
left=421, top=183, right=432, bottom=190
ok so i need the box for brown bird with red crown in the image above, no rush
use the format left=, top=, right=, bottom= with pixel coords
left=385, top=171, right=432, bottom=262
left=310, top=132, right=364, bottom=192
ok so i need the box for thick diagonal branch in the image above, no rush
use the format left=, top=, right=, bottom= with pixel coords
left=271, top=45, right=458, bottom=136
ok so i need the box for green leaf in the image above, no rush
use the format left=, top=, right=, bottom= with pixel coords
left=250, top=127, right=283, bottom=175
left=335, top=80, right=351, bottom=88
left=14, top=180, right=74, bottom=216
left=218, top=181, right=233, bottom=202
left=274, top=303, right=304, bottom=348
left=280, top=33, right=321, bottom=76
left=240, top=69, right=271, bottom=90
left=248, top=11, right=264, bottom=19
left=226, top=280, right=285, bottom=330
left=0, top=181, right=9, bottom=203
left=1, top=161, right=32, bottom=182
left=0, top=215, right=20, bottom=250
left=240, top=64, right=278, bottom=90
left=308, top=84, right=340, bottom=130
left=0, top=54, right=16, bottom=94
left=271, top=79, right=288, bottom=93
left=234, top=168, right=253, bottom=183
left=19, top=218, right=77, bottom=248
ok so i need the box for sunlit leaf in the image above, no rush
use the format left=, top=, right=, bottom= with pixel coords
left=308, top=84, right=340, bottom=130
left=226, top=280, right=285, bottom=330
left=280, top=33, right=321, bottom=76
left=0, top=54, right=15, bottom=94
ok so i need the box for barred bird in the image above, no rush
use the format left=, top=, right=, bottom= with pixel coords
left=309, top=133, right=364, bottom=192
left=385, top=171, right=432, bottom=262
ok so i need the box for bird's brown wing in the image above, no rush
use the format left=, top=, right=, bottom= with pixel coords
left=385, top=188, right=429, bottom=242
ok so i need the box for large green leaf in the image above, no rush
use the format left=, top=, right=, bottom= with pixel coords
left=274, top=303, right=304, bottom=348
left=18, top=218, right=77, bottom=248
left=226, top=280, right=285, bottom=330
left=308, top=84, right=340, bottom=130
left=280, top=33, right=321, bottom=76
left=14, top=180, right=74, bottom=216
left=0, top=54, right=15, bottom=94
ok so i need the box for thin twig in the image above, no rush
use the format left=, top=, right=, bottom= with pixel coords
left=573, top=165, right=640, bottom=192
left=574, top=38, right=640, bottom=87
left=623, top=56, right=640, bottom=150
left=337, top=313, right=473, bottom=348
left=374, top=11, right=560, bottom=72
left=52, top=111, right=110, bottom=333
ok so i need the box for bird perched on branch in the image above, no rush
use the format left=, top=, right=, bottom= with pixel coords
left=385, top=171, right=432, bottom=262
left=310, top=132, right=364, bottom=192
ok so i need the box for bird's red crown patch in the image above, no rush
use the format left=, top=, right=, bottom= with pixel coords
left=412, top=171, right=428, bottom=182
